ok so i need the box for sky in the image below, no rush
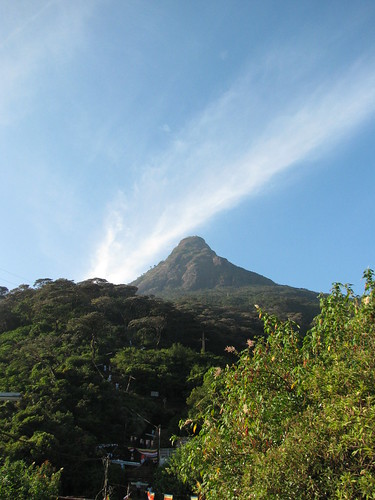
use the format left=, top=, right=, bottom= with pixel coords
left=1, top=0, right=375, bottom=295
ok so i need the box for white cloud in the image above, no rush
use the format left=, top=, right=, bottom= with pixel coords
left=0, top=0, right=96, bottom=126
left=0, top=0, right=100, bottom=261
left=86, top=57, right=375, bottom=283
left=0, top=1, right=57, bottom=50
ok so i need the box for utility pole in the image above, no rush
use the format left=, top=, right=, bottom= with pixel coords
left=102, top=455, right=109, bottom=500
left=201, top=331, right=206, bottom=354
left=157, top=425, right=161, bottom=466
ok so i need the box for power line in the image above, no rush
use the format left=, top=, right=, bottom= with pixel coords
left=0, top=266, right=31, bottom=283
left=0, top=276, right=20, bottom=287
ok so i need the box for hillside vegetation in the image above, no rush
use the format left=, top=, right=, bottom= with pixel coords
left=0, top=251, right=373, bottom=498
left=158, top=270, right=375, bottom=499
left=0, top=278, right=223, bottom=498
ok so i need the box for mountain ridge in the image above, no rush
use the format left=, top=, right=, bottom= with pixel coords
left=131, top=236, right=275, bottom=295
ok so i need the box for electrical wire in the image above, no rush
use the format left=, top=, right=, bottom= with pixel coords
left=0, top=266, right=31, bottom=284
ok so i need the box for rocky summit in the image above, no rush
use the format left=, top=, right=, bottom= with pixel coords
left=131, top=236, right=274, bottom=295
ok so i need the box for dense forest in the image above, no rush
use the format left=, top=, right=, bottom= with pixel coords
left=0, top=270, right=374, bottom=498
left=0, top=278, right=225, bottom=498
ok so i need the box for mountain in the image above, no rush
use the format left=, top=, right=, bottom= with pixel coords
left=131, top=236, right=274, bottom=295
left=131, top=236, right=321, bottom=340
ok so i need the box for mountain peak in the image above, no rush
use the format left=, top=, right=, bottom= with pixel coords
left=177, top=235, right=209, bottom=249
left=131, top=236, right=274, bottom=295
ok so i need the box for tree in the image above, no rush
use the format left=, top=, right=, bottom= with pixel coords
left=0, top=458, right=61, bottom=499
left=0, top=277, right=224, bottom=497
left=162, top=270, right=375, bottom=499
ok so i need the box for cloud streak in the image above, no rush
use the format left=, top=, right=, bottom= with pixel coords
left=0, top=1, right=95, bottom=127
left=88, top=57, right=375, bottom=283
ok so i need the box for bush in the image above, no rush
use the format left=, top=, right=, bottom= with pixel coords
left=163, top=270, right=375, bottom=499
left=0, top=458, right=61, bottom=499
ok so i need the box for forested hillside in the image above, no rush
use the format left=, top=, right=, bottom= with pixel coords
left=168, top=284, right=320, bottom=348
left=1, top=270, right=372, bottom=499
left=0, top=278, right=224, bottom=498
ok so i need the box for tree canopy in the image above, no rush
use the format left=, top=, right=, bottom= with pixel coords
left=1, top=271, right=374, bottom=498
left=0, top=278, right=223, bottom=498
left=159, top=270, right=375, bottom=499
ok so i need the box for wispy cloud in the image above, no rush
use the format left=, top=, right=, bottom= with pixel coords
left=0, top=1, right=99, bottom=269
left=0, top=1, right=95, bottom=126
left=87, top=56, right=375, bottom=283
left=0, top=0, right=57, bottom=50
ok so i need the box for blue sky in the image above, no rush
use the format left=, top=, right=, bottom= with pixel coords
left=1, top=0, right=375, bottom=294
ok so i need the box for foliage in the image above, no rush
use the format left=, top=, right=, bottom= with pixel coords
left=162, top=270, right=375, bottom=499
left=0, top=278, right=223, bottom=497
left=165, top=283, right=320, bottom=355
left=113, top=343, right=221, bottom=401
left=0, top=458, right=61, bottom=499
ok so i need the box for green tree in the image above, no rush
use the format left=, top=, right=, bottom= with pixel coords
left=163, top=271, right=375, bottom=499
left=0, top=458, right=61, bottom=499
